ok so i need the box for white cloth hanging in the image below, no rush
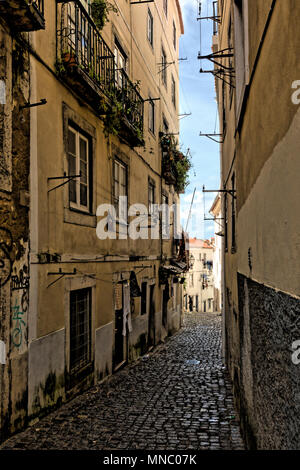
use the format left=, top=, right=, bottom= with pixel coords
left=122, top=282, right=132, bottom=335
left=0, top=340, right=6, bottom=365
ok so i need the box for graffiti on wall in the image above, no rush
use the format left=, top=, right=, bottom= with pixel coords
left=0, top=227, right=13, bottom=288
left=11, top=271, right=29, bottom=290
left=11, top=295, right=27, bottom=348
left=11, top=282, right=28, bottom=351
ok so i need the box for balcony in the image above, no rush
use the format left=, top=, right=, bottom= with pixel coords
left=160, top=134, right=191, bottom=192
left=56, top=1, right=115, bottom=108
left=114, top=68, right=144, bottom=147
left=0, top=1, right=45, bottom=31
left=56, top=1, right=144, bottom=146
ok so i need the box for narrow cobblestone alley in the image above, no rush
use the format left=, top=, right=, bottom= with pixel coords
left=0, top=313, right=244, bottom=451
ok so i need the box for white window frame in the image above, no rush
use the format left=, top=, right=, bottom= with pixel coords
left=113, top=158, right=127, bottom=219
left=148, top=180, right=155, bottom=215
left=68, top=125, right=90, bottom=213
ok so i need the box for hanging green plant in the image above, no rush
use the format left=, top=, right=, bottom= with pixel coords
left=102, top=81, right=144, bottom=141
left=174, top=154, right=191, bottom=193
left=102, top=90, right=123, bottom=137
left=90, top=0, right=118, bottom=31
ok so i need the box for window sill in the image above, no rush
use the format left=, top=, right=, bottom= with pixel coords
left=64, top=207, right=96, bottom=228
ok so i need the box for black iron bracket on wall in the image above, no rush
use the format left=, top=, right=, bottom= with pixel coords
left=198, top=48, right=234, bottom=70
left=47, top=173, right=81, bottom=193
left=130, top=0, right=154, bottom=4
left=199, top=132, right=224, bottom=143
left=202, top=185, right=236, bottom=200
left=200, top=68, right=235, bottom=88
left=20, top=98, right=47, bottom=109
left=47, top=268, right=77, bottom=288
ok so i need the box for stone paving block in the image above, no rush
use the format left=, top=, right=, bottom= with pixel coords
left=0, top=313, right=245, bottom=451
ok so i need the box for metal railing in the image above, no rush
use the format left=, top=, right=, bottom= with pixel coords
left=115, top=68, right=144, bottom=134
left=57, top=1, right=144, bottom=136
left=32, top=0, right=44, bottom=17
left=57, top=0, right=115, bottom=94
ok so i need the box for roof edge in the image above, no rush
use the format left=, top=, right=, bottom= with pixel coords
left=175, top=0, right=184, bottom=35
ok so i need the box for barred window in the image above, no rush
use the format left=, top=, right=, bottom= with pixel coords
left=70, top=288, right=91, bottom=373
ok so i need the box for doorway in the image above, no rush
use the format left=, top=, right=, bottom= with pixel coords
left=148, top=284, right=155, bottom=348
left=162, top=284, right=169, bottom=330
left=113, top=283, right=127, bottom=370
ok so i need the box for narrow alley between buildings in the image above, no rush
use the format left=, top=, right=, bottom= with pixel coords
left=0, top=313, right=244, bottom=451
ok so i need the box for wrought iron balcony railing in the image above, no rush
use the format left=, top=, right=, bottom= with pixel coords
left=115, top=68, right=144, bottom=138
left=57, top=0, right=115, bottom=95
left=33, top=0, right=44, bottom=17
left=57, top=1, right=144, bottom=143
left=0, top=0, right=45, bottom=31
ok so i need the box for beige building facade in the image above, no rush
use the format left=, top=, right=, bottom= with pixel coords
left=183, top=238, right=215, bottom=313
left=215, top=0, right=300, bottom=449
left=0, top=0, right=187, bottom=440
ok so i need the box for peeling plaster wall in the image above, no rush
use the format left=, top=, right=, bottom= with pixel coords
left=95, top=322, right=113, bottom=382
left=28, top=329, right=65, bottom=420
left=0, top=19, right=30, bottom=439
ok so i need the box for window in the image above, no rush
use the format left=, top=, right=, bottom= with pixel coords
left=148, top=98, right=155, bottom=133
left=161, top=47, right=167, bottom=86
left=228, top=15, right=234, bottom=104
left=233, top=0, right=249, bottom=117
left=70, top=288, right=91, bottom=373
left=199, top=253, right=201, bottom=261
left=68, top=125, right=90, bottom=212
left=147, top=9, right=153, bottom=47
left=162, top=116, right=169, bottom=134
left=172, top=283, right=177, bottom=309
left=231, top=173, right=236, bottom=252
left=162, top=194, right=169, bottom=238
left=113, top=159, right=127, bottom=219
left=163, top=0, right=168, bottom=17
left=171, top=75, right=176, bottom=107
left=173, top=21, right=176, bottom=49
left=114, top=39, right=127, bottom=89
left=141, top=282, right=147, bottom=314
left=148, top=180, right=155, bottom=215
left=224, top=192, right=228, bottom=252
left=189, top=273, right=194, bottom=287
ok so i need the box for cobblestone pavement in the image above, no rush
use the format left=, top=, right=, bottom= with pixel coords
left=1, top=313, right=245, bottom=450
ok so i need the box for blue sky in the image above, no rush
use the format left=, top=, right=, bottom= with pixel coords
left=179, top=0, right=220, bottom=239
